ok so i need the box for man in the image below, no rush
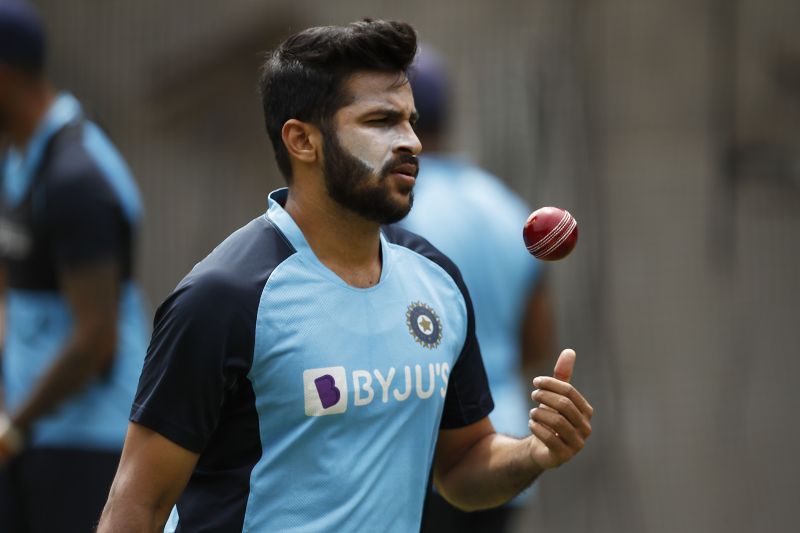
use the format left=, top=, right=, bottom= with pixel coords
left=403, top=48, right=557, bottom=532
left=98, top=19, right=592, bottom=533
left=0, top=1, right=149, bottom=531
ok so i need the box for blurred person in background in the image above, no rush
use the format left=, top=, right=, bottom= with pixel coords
left=97, top=19, right=591, bottom=533
left=0, top=1, right=149, bottom=531
left=402, top=48, right=558, bottom=532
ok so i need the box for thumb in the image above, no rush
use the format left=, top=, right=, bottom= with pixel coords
left=553, top=349, right=576, bottom=383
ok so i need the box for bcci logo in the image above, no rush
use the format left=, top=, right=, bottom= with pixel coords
left=406, top=302, right=442, bottom=349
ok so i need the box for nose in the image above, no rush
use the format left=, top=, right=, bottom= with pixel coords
left=395, top=122, right=422, bottom=156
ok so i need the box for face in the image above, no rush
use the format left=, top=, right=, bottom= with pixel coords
left=321, top=71, right=422, bottom=224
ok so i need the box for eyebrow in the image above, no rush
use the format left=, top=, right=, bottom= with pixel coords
left=364, top=108, right=419, bottom=124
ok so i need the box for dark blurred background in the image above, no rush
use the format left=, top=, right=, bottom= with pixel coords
left=31, top=1, right=800, bottom=531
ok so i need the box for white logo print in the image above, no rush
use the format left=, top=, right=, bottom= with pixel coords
left=304, top=363, right=450, bottom=417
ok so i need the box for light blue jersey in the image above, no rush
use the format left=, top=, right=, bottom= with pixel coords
left=133, top=189, right=493, bottom=532
left=402, top=156, right=541, bottom=439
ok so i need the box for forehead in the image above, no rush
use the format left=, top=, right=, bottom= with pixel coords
left=337, top=71, right=415, bottom=115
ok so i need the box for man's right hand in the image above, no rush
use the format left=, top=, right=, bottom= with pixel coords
left=527, top=349, right=594, bottom=470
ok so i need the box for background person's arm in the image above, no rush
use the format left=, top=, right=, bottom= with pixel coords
left=433, top=349, right=593, bottom=511
left=97, top=423, right=199, bottom=533
left=0, top=261, right=120, bottom=460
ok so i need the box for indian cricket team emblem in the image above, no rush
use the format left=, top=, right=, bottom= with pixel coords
left=406, top=302, right=442, bottom=349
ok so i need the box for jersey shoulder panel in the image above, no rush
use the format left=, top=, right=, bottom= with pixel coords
left=132, top=216, right=295, bottom=452
left=381, top=223, right=466, bottom=296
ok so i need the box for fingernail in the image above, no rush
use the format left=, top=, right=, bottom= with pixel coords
left=533, top=377, right=542, bottom=387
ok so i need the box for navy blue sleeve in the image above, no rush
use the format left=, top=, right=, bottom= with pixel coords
left=44, top=165, right=128, bottom=269
left=382, top=225, right=494, bottom=429
left=130, top=270, right=257, bottom=453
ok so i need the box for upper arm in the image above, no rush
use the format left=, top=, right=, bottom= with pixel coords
left=42, top=164, right=130, bottom=354
left=131, top=273, right=253, bottom=453
left=44, top=163, right=130, bottom=271
left=58, top=261, right=120, bottom=361
left=433, top=417, right=495, bottom=486
left=104, top=422, right=199, bottom=528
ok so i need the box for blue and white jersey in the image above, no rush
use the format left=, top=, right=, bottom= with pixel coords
left=401, top=156, right=541, bottom=439
left=0, top=93, right=149, bottom=450
left=132, top=188, right=493, bottom=532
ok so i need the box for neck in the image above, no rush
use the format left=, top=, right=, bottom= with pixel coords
left=7, top=81, right=55, bottom=149
left=284, top=182, right=383, bottom=288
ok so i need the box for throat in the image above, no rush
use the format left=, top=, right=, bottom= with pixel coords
left=284, top=188, right=385, bottom=288
left=317, top=241, right=384, bottom=288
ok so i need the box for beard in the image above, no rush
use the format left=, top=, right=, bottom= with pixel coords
left=321, top=126, right=417, bottom=225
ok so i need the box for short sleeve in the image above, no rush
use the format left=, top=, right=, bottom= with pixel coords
left=44, top=170, right=127, bottom=269
left=439, top=274, right=495, bottom=429
left=130, top=272, right=256, bottom=453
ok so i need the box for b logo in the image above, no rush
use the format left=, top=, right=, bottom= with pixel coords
left=303, top=367, right=348, bottom=416
left=314, top=375, right=340, bottom=408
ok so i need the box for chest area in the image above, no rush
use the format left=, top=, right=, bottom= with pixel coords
left=249, top=257, right=467, bottom=418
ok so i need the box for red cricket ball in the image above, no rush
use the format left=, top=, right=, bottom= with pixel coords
left=523, top=206, right=578, bottom=260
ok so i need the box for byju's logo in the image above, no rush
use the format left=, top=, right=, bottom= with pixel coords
left=303, top=362, right=451, bottom=417
left=303, top=367, right=348, bottom=416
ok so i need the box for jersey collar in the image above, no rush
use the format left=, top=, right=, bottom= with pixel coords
left=265, top=187, right=392, bottom=290
left=2, top=92, right=82, bottom=207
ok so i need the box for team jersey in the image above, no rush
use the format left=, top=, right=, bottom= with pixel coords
left=0, top=93, right=149, bottom=450
left=132, top=188, right=493, bottom=532
left=401, top=155, right=541, bottom=439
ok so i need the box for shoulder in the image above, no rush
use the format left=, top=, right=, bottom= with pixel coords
left=382, top=224, right=468, bottom=296
left=195, top=215, right=295, bottom=281
left=41, top=120, right=144, bottom=222
left=165, top=217, right=296, bottom=319
left=39, top=122, right=105, bottom=190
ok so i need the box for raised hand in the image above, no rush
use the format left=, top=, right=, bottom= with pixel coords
left=527, top=349, right=593, bottom=470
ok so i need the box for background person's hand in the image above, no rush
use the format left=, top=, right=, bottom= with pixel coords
left=0, top=413, right=24, bottom=464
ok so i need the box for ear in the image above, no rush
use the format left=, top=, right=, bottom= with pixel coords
left=281, top=119, right=321, bottom=166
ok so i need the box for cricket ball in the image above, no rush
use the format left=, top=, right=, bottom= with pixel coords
left=523, top=207, right=578, bottom=260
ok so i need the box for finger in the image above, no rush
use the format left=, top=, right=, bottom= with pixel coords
left=532, top=377, right=594, bottom=418
left=553, top=348, right=576, bottom=383
left=531, top=389, right=592, bottom=437
left=530, top=407, right=586, bottom=450
left=528, top=419, right=569, bottom=453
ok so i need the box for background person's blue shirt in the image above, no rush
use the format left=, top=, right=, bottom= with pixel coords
left=0, top=93, right=149, bottom=450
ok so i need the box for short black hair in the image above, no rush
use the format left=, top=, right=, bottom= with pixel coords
left=259, top=19, right=418, bottom=181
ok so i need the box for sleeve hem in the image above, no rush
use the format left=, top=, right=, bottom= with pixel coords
left=130, top=404, right=206, bottom=454
left=439, top=394, right=495, bottom=430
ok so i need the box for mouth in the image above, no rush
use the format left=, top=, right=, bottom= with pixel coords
left=389, top=162, right=419, bottom=179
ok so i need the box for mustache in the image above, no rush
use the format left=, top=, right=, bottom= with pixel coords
left=380, top=153, right=419, bottom=178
